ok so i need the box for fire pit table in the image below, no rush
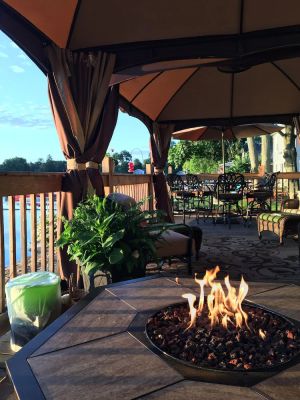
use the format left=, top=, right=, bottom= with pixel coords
left=6, top=275, right=300, bottom=400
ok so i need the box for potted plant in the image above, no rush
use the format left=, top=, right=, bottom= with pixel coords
left=57, top=195, right=163, bottom=290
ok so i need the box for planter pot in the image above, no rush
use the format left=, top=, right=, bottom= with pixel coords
left=82, top=265, right=146, bottom=291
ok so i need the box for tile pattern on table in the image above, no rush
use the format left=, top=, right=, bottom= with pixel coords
left=108, top=277, right=194, bottom=311
left=28, top=332, right=182, bottom=400
left=32, top=289, right=137, bottom=357
left=254, top=362, right=300, bottom=400
left=138, top=380, right=267, bottom=399
left=248, top=284, right=300, bottom=321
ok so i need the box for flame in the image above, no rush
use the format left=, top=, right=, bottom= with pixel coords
left=182, top=293, right=197, bottom=328
left=182, top=267, right=250, bottom=330
left=259, top=329, right=266, bottom=340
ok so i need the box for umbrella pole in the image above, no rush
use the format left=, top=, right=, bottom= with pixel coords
left=222, top=130, right=225, bottom=173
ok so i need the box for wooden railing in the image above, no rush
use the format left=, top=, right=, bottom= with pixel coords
left=0, top=159, right=154, bottom=313
left=2, top=166, right=299, bottom=314
left=0, top=172, right=63, bottom=313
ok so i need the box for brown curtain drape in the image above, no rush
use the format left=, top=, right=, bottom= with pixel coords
left=150, top=123, right=175, bottom=222
left=46, top=44, right=119, bottom=279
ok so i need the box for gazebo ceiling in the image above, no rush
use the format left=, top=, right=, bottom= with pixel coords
left=3, top=0, right=300, bottom=48
left=120, top=57, right=300, bottom=127
left=1, top=0, right=300, bottom=74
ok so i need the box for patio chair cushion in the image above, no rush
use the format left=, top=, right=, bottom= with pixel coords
left=107, top=193, right=136, bottom=209
left=259, top=213, right=284, bottom=223
left=154, top=230, right=191, bottom=258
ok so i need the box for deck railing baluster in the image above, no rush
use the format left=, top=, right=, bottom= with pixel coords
left=8, top=196, right=16, bottom=278
left=40, top=193, right=47, bottom=271
left=20, top=195, right=27, bottom=274
left=30, top=194, right=37, bottom=272
left=48, top=193, right=55, bottom=273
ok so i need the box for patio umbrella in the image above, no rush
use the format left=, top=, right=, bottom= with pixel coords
left=172, top=124, right=282, bottom=173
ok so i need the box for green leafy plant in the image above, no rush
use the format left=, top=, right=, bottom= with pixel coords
left=57, top=195, right=164, bottom=283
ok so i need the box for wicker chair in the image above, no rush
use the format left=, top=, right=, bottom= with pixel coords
left=258, top=198, right=300, bottom=245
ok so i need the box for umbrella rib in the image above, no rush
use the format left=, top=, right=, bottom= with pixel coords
left=155, top=66, right=201, bottom=121
left=130, top=72, right=163, bottom=104
left=271, top=62, right=300, bottom=91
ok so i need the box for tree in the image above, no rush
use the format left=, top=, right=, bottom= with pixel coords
left=246, top=137, right=259, bottom=172
left=167, top=139, right=245, bottom=173
left=0, top=157, right=30, bottom=171
left=0, top=156, right=66, bottom=172
left=281, top=125, right=298, bottom=196
left=261, top=136, right=272, bottom=173
left=133, top=158, right=143, bottom=170
left=112, top=150, right=132, bottom=173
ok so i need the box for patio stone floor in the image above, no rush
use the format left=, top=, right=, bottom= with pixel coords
left=6, top=276, right=300, bottom=400
left=165, top=217, right=300, bottom=284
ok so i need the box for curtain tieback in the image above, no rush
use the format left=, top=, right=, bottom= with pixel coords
left=154, top=167, right=164, bottom=174
left=67, top=159, right=99, bottom=170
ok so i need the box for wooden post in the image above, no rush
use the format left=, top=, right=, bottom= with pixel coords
left=146, top=164, right=154, bottom=211
left=0, top=197, right=5, bottom=313
left=102, top=156, right=114, bottom=195
left=167, top=165, right=173, bottom=174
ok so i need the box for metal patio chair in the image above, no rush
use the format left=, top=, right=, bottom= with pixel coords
left=213, top=172, right=246, bottom=228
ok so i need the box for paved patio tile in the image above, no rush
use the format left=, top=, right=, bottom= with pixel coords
left=248, top=285, right=300, bottom=320
left=254, top=363, right=300, bottom=400
left=28, top=332, right=182, bottom=400
left=138, top=380, right=267, bottom=399
left=32, top=289, right=137, bottom=356
left=108, top=277, right=193, bottom=311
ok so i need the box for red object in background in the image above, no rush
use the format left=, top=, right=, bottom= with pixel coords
left=128, top=161, right=134, bottom=173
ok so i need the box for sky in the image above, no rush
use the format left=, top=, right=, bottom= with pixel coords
left=0, top=30, right=150, bottom=163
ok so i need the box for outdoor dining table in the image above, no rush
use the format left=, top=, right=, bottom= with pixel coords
left=6, top=275, right=300, bottom=400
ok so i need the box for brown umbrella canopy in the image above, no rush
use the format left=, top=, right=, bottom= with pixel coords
left=172, top=124, right=282, bottom=140
left=172, top=124, right=282, bottom=173
left=120, top=58, right=300, bottom=127
left=2, top=0, right=300, bottom=74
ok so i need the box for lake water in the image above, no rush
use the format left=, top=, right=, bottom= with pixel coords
left=3, top=198, right=41, bottom=268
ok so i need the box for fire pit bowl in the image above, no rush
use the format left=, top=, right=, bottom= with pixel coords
left=145, top=300, right=300, bottom=386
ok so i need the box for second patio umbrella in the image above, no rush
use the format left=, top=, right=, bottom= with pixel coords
left=172, top=124, right=282, bottom=173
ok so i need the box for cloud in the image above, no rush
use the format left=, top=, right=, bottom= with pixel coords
left=10, top=65, right=25, bottom=73
left=0, top=52, right=8, bottom=58
left=0, top=103, right=54, bottom=129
